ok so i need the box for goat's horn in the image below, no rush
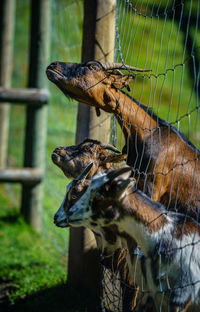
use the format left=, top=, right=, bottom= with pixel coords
left=106, top=166, right=132, bottom=181
left=101, top=62, right=151, bottom=73
left=76, top=162, right=93, bottom=180
left=101, top=144, right=121, bottom=154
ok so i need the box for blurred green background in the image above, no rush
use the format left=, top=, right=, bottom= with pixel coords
left=0, top=0, right=199, bottom=310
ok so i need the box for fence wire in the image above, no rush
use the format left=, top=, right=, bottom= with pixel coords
left=104, top=0, right=200, bottom=311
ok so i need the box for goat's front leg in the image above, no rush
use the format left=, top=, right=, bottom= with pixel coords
left=153, top=294, right=192, bottom=312
left=169, top=301, right=192, bottom=312
left=116, top=249, right=139, bottom=312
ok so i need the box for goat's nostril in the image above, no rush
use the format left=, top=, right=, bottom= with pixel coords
left=50, top=61, right=59, bottom=67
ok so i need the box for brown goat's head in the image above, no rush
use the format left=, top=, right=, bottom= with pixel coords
left=46, top=60, right=150, bottom=113
left=52, top=138, right=127, bottom=179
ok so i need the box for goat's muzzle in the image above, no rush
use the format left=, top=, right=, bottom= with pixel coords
left=51, top=152, right=59, bottom=162
left=54, top=214, right=69, bottom=228
left=51, top=147, right=66, bottom=164
left=46, top=62, right=65, bottom=82
left=46, top=61, right=78, bottom=81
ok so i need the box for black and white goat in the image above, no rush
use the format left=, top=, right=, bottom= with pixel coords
left=61, top=166, right=200, bottom=312
left=53, top=145, right=140, bottom=312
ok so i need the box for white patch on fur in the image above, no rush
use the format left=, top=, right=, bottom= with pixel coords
left=118, top=214, right=200, bottom=306
left=54, top=182, right=73, bottom=227
left=67, top=172, right=108, bottom=225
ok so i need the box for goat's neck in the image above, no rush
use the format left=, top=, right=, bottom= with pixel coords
left=110, top=90, right=157, bottom=142
left=117, top=190, right=170, bottom=256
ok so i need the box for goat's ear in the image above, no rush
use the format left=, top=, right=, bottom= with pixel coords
left=76, top=162, right=93, bottom=180
left=100, top=153, right=127, bottom=164
left=110, top=74, right=135, bottom=90
left=115, top=177, right=136, bottom=199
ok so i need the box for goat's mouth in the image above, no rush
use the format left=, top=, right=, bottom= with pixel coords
left=46, top=67, right=64, bottom=82
left=54, top=219, right=70, bottom=228
left=51, top=152, right=60, bottom=163
left=68, top=217, right=87, bottom=226
left=51, top=151, right=68, bottom=164
left=51, top=152, right=65, bottom=166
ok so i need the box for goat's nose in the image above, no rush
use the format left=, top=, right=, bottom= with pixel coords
left=54, top=147, right=63, bottom=152
left=51, top=152, right=58, bottom=161
left=49, top=61, right=59, bottom=67
left=46, top=62, right=60, bottom=72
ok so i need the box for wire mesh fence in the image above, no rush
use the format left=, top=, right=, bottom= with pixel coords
left=4, top=0, right=200, bottom=311
left=102, top=0, right=200, bottom=311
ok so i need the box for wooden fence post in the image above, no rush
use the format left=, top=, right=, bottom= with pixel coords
left=21, top=0, right=50, bottom=231
left=68, top=0, right=116, bottom=309
left=0, top=0, right=15, bottom=168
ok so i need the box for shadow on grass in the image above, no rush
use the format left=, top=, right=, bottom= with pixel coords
left=0, top=214, right=20, bottom=224
left=1, top=283, right=90, bottom=312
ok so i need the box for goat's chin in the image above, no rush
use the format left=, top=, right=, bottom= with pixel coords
left=68, top=219, right=88, bottom=227
left=60, top=88, right=74, bottom=100
left=55, top=223, right=69, bottom=228
left=63, top=170, right=76, bottom=179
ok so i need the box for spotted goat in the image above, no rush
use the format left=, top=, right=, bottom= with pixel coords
left=53, top=139, right=140, bottom=311
left=61, top=166, right=200, bottom=312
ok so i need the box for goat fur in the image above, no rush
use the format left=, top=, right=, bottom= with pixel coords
left=65, top=167, right=200, bottom=312
left=46, top=60, right=200, bottom=218
left=53, top=142, right=139, bottom=311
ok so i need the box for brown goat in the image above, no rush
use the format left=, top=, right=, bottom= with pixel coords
left=52, top=138, right=126, bottom=179
left=46, top=60, right=200, bottom=218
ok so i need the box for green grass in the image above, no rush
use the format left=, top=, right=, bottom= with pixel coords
left=0, top=1, right=83, bottom=310
left=0, top=185, right=88, bottom=312
left=0, top=185, right=64, bottom=304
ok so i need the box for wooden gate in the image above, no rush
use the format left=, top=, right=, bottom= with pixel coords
left=0, top=0, right=50, bottom=232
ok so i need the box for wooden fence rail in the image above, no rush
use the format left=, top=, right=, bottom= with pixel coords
left=0, top=88, right=49, bottom=105
left=0, top=168, right=43, bottom=184
left=0, top=0, right=50, bottom=232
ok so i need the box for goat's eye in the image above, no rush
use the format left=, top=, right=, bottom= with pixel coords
left=89, top=64, right=97, bottom=70
left=71, top=195, right=76, bottom=200
left=105, top=207, right=115, bottom=219
left=96, top=192, right=104, bottom=200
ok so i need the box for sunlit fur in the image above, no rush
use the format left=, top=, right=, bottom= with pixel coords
left=67, top=168, right=200, bottom=312
left=46, top=60, right=200, bottom=219
left=51, top=138, right=126, bottom=179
